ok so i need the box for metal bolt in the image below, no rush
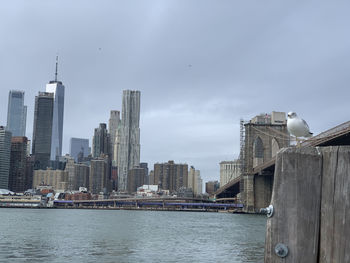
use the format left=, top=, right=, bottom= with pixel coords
left=260, top=204, right=274, bottom=218
left=275, top=243, right=288, bottom=258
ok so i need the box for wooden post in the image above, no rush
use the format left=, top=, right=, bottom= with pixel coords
left=264, top=147, right=322, bottom=263
left=319, top=146, right=350, bottom=263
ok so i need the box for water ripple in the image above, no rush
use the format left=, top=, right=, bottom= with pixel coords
left=0, top=209, right=266, bottom=263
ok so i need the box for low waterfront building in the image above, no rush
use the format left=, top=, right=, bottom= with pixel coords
left=33, top=169, right=68, bottom=191
left=136, top=185, right=159, bottom=197
left=220, top=160, right=241, bottom=187
left=205, top=181, right=220, bottom=196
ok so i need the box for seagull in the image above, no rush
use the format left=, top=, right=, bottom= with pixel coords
left=287, top=112, right=313, bottom=145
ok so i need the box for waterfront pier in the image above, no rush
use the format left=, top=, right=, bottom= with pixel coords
left=264, top=146, right=350, bottom=263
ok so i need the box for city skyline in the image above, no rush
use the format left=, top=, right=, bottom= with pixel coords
left=1, top=1, right=350, bottom=184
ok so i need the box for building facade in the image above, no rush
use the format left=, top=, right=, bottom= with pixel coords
left=108, top=110, right=120, bottom=163
left=153, top=161, right=188, bottom=193
left=220, top=160, right=241, bottom=187
left=65, top=157, right=89, bottom=191
left=6, top=90, right=27, bottom=137
left=187, top=166, right=202, bottom=196
left=92, top=123, right=110, bottom=158
left=206, top=181, right=220, bottom=196
left=127, top=166, right=146, bottom=194
left=89, top=157, right=110, bottom=194
left=9, top=137, right=28, bottom=192
left=117, top=90, right=141, bottom=191
left=140, top=162, right=149, bottom=185
left=32, top=92, right=54, bottom=170
left=69, top=138, right=90, bottom=162
left=46, top=58, right=65, bottom=160
left=33, top=169, right=68, bottom=191
left=0, top=126, right=12, bottom=189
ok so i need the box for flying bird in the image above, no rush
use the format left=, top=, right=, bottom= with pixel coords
left=287, top=112, right=313, bottom=145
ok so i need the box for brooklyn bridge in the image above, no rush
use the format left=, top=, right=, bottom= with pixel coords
left=215, top=119, right=350, bottom=213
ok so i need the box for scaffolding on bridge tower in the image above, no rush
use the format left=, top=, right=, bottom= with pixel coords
left=239, top=119, right=247, bottom=201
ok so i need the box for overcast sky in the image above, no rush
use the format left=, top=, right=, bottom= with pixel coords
left=1, top=1, right=349, bottom=184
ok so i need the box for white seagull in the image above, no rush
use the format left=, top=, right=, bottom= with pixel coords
left=287, top=112, right=313, bottom=145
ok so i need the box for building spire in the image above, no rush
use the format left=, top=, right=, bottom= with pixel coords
left=55, top=55, right=58, bottom=82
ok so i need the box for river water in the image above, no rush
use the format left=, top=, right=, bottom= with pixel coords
left=0, top=209, right=266, bottom=263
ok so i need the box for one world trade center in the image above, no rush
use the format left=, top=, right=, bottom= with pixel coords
left=46, top=56, right=65, bottom=160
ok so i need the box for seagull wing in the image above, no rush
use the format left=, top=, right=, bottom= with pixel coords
left=302, top=119, right=310, bottom=131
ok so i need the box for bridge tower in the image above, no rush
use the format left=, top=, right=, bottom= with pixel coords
left=241, top=111, right=290, bottom=212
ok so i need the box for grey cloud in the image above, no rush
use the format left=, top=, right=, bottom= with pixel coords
left=1, top=1, right=349, bottom=184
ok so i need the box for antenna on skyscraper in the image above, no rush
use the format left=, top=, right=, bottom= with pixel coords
left=55, top=55, right=58, bottom=82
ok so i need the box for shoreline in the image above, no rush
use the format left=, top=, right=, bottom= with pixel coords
left=0, top=205, right=244, bottom=213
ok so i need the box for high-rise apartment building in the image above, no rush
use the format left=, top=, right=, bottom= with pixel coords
left=90, top=157, right=110, bottom=194
left=140, top=162, right=149, bottom=185
left=92, top=123, right=110, bottom=158
left=108, top=110, right=120, bottom=163
left=32, top=92, right=54, bottom=170
left=69, top=138, right=90, bottom=162
left=6, top=90, right=27, bottom=137
left=188, top=166, right=202, bottom=196
left=9, top=136, right=28, bottom=192
left=153, top=161, right=188, bottom=193
left=65, top=157, right=89, bottom=191
left=46, top=57, right=65, bottom=160
left=0, top=126, right=12, bottom=189
left=127, top=166, right=146, bottom=194
left=117, top=90, right=141, bottom=191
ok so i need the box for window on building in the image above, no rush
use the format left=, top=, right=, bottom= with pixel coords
left=271, top=138, right=279, bottom=157
left=254, top=137, right=264, bottom=158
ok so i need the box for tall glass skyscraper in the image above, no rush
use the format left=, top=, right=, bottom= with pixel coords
left=69, top=138, right=90, bottom=162
left=46, top=57, right=65, bottom=160
left=32, top=92, right=54, bottom=170
left=117, top=90, right=141, bottom=191
left=92, top=123, right=110, bottom=158
left=6, top=90, right=27, bottom=137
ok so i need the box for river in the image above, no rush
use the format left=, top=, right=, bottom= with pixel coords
left=0, top=209, right=266, bottom=263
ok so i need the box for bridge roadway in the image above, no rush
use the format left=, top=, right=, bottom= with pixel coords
left=53, top=196, right=243, bottom=211
left=214, top=120, right=350, bottom=211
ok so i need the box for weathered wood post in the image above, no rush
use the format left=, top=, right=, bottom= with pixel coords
left=319, top=146, right=350, bottom=263
left=264, top=147, right=322, bottom=263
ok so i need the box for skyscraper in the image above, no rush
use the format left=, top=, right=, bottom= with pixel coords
left=32, top=92, right=54, bottom=170
left=0, top=126, right=12, bottom=189
left=108, top=110, right=120, bottom=163
left=46, top=56, right=65, bottom=160
left=92, top=123, right=110, bottom=158
left=69, top=138, right=90, bottom=162
left=6, top=90, right=27, bottom=137
left=117, top=90, right=141, bottom=191
left=9, top=136, right=28, bottom=192
left=90, top=157, right=110, bottom=194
